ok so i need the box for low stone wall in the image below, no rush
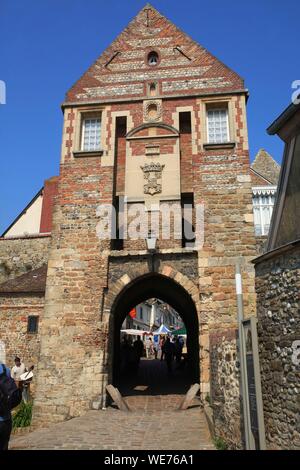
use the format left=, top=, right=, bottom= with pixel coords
left=255, top=244, right=300, bottom=450
left=0, top=293, right=44, bottom=368
left=209, top=327, right=242, bottom=449
left=0, top=235, right=51, bottom=284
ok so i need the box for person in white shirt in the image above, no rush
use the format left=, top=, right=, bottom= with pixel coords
left=11, top=357, right=26, bottom=385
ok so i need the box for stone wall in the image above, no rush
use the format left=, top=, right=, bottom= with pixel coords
left=0, top=235, right=51, bottom=283
left=108, top=250, right=198, bottom=285
left=256, top=236, right=267, bottom=255
left=209, top=327, right=242, bottom=449
left=255, top=243, right=300, bottom=450
left=0, top=293, right=44, bottom=368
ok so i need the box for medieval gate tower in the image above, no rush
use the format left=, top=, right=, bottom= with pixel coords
left=33, top=4, right=257, bottom=444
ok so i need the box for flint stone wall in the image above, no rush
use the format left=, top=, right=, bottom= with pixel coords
left=255, top=243, right=300, bottom=450
left=209, top=328, right=242, bottom=449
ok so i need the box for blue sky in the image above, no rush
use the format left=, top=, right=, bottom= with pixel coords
left=0, top=0, right=299, bottom=234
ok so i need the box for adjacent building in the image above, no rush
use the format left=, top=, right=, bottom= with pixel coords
left=250, top=149, right=280, bottom=237
left=123, top=299, right=183, bottom=331
left=254, top=100, right=300, bottom=450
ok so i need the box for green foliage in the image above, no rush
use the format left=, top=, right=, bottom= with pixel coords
left=205, top=394, right=211, bottom=404
left=12, top=401, right=33, bottom=430
left=213, top=436, right=228, bottom=450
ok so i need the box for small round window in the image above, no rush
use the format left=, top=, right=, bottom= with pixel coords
left=148, top=51, right=158, bottom=66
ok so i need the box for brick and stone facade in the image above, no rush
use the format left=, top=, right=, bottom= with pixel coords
left=0, top=293, right=44, bottom=367
left=0, top=266, right=46, bottom=369
left=0, top=5, right=258, bottom=447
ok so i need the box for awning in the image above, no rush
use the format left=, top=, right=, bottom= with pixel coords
left=172, top=326, right=187, bottom=336
left=121, top=329, right=147, bottom=336
left=152, top=324, right=171, bottom=335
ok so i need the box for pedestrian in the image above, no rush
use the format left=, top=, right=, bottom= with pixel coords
left=174, top=337, right=183, bottom=363
left=163, top=337, right=175, bottom=374
left=149, top=336, right=154, bottom=357
left=121, top=335, right=131, bottom=372
left=160, top=336, right=166, bottom=361
left=0, top=363, right=22, bottom=450
left=153, top=338, right=159, bottom=359
left=20, top=366, right=34, bottom=403
left=144, top=335, right=151, bottom=358
left=11, top=357, right=26, bottom=388
left=133, top=336, right=144, bottom=369
left=127, top=338, right=136, bottom=372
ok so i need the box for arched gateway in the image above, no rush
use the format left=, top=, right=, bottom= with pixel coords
left=109, top=273, right=200, bottom=388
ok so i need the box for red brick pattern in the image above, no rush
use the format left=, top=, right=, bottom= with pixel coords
left=65, top=6, right=244, bottom=103
left=39, top=177, right=59, bottom=233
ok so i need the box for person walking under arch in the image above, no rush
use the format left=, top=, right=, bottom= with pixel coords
left=163, top=337, right=175, bottom=374
left=133, top=336, right=144, bottom=370
left=160, top=336, right=165, bottom=361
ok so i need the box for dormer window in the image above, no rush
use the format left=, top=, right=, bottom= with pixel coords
left=148, top=51, right=158, bottom=66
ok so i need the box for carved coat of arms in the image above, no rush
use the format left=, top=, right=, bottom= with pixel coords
left=140, top=162, right=165, bottom=196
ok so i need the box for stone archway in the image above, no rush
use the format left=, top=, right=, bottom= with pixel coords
left=106, top=270, right=201, bottom=397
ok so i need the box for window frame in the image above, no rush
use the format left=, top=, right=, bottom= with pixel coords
left=80, top=115, right=102, bottom=152
left=252, top=187, right=277, bottom=236
left=206, top=107, right=230, bottom=144
left=27, top=315, right=39, bottom=334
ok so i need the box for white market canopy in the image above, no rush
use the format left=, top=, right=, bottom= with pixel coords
left=152, top=324, right=171, bottom=335
left=121, top=329, right=147, bottom=336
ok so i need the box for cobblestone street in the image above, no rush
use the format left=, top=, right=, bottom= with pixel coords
left=10, top=407, right=214, bottom=450
left=10, top=359, right=214, bottom=450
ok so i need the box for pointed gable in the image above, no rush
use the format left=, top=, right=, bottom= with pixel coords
left=65, top=4, right=245, bottom=103
left=251, top=149, right=281, bottom=185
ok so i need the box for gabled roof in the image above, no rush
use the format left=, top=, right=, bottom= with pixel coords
left=1, top=187, right=43, bottom=237
left=0, top=265, right=47, bottom=294
left=250, top=167, right=274, bottom=186
left=1, top=176, right=59, bottom=238
left=251, top=149, right=281, bottom=185
left=65, top=4, right=245, bottom=104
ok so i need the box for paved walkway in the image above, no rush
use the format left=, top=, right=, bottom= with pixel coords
left=10, top=408, right=214, bottom=450
left=119, top=357, right=195, bottom=411
left=10, top=359, right=215, bottom=450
